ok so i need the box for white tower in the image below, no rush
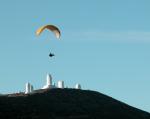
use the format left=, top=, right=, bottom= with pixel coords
left=75, top=84, right=81, bottom=89
left=58, top=81, right=64, bottom=88
left=25, top=83, right=30, bottom=94
left=42, top=74, right=55, bottom=89
left=46, top=74, right=52, bottom=86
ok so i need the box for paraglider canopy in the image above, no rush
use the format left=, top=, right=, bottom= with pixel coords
left=36, top=25, right=61, bottom=39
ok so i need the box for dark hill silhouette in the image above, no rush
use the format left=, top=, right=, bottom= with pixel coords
left=0, top=88, right=150, bottom=119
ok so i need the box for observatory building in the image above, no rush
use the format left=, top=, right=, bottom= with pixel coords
left=25, top=73, right=81, bottom=94
left=25, top=83, right=34, bottom=94
left=58, top=81, right=64, bottom=88
left=42, top=74, right=56, bottom=89
left=75, top=84, right=81, bottom=89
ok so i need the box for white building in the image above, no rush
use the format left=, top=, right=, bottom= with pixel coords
left=75, top=84, right=81, bottom=89
left=25, top=83, right=34, bottom=94
left=25, top=83, right=30, bottom=94
left=24, top=73, right=82, bottom=93
left=42, top=74, right=56, bottom=89
left=57, top=81, right=64, bottom=88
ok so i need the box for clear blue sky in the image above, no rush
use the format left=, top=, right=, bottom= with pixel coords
left=0, top=0, right=150, bottom=112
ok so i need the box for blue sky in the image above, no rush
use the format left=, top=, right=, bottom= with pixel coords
left=0, top=0, right=150, bottom=112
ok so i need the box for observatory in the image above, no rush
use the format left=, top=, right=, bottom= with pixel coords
left=75, top=84, right=81, bottom=89
left=25, top=83, right=33, bottom=94
left=58, top=81, right=64, bottom=88
left=25, top=73, right=81, bottom=94
left=42, top=74, right=56, bottom=89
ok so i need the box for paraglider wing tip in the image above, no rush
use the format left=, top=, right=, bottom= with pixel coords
left=35, top=29, right=41, bottom=36
left=57, top=35, right=61, bottom=39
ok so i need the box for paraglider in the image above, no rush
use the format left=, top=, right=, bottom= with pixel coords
left=36, top=24, right=61, bottom=59
left=49, top=53, right=55, bottom=58
left=36, top=24, right=61, bottom=39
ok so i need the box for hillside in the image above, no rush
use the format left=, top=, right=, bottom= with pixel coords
left=0, top=88, right=150, bottom=119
